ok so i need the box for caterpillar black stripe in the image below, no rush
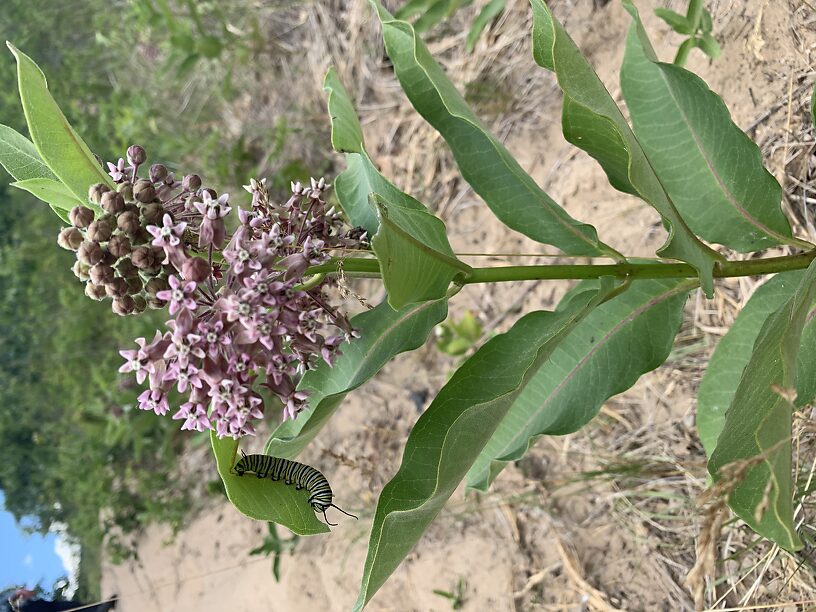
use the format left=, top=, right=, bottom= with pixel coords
left=233, top=450, right=358, bottom=526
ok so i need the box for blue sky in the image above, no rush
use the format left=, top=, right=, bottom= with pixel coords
left=0, top=491, right=69, bottom=592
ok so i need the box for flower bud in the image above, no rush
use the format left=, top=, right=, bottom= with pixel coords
left=108, top=234, right=132, bottom=259
left=88, top=183, right=110, bottom=204
left=69, top=206, right=94, bottom=229
left=117, top=210, right=140, bottom=236
left=77, top=240, right=104, bottom=266
left=101, top=250, right=117, bottom=266
left=145, top=276, right=169, bottom=297
left=89, top=263, right=115, bottom=285
left=85, top=281, right=108, bottom=301
left=100, top=191, right=125, bottom=214
left=132, top=295, right=147, bottom=314
left=181, top=257, right=211, bottom=283
left=126, top=275, right=143, bottom=295
left=112, top=295, right=136, bottom=316
left=127, top=145, right=147, bottom=166
left=116, top=258, right=139, bottom=279
left=140, top=202, right=164, bottom=225
left=117, top=182, right=134, bottom=202
left=87, top=218, right=114, bottom=242
left=105, top=277, right=129, bottom=299
left=149, top=164, right=168, bottom=183
left=183, top=174, right=202, bottom=191
left=57, top=227, right=83, bottom=251
left=72, top=260, right=90, bottom=281
left=134, top=179, right=156, bottom=203
left=132, top=246, right=160, bottom=273
left=147, top=297, right=166, bottom=310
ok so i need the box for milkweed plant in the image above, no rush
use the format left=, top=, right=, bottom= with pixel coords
left=3, top=1, right=816, bottom=609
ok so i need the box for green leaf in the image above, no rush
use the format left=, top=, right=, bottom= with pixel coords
left=530, top=0, right=722, bottom=296
left=621, top=5, right=794, bottom=252
left=0, top=124, right=57, bottom=181
left=354, top=280, right=614, bottom=610
left=265, top=298, right=449, bottom=459
left=707, top=259, right=816, bottom=552
left=324, top=68, right=470, bottom=308
left=414, top=0, right=453, bottom=33
left=700, top=9, right=714, bottom=34
left=7, top=43, right=114, bottom=202
left=467, top=277, right=693, bottom=490
left=697, top=32, right=721, bottom=59
left=371, top=194, right=471, bottom=307
left=466, top=0, right=506, bottom=52
left=653, top=8, right=692, bottom=34
left=370, top=2, right=617, bottom=260
left=697, top=271, right=816, bottom=458
left=210, top=432, right=329, bottom=535
left=11, top=178, right=83, bottom=212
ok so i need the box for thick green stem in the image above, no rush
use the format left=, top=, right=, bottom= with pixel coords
left=306, top=251, right=816, bottom=284
left=673, top=0, right=706, bottom=67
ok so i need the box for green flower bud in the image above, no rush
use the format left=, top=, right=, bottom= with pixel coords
left=108, top=234, right=132, bottom=259
left=69, top=206, right=94, bottom=229
left=89, top=263, right=115, bottom=285
left=112, top=295, right=136, bottom=316
left=77, top=240, right=104, bottom=266
left=85, top=281, right=108, bottom=301
left=88, top=183, right=110, bottom=204
left=72, top=260, right=90, bottom=281
left=100, top=191, right=125, bottom=214
left=87, top=218, right=114, bottom=242
left=105, top=277, right=129, bottom=299
left=117, top=210, right=140, bottom=236
left=134, top=179, right=156, bottom=203
left=57, top=227, right=83, bottom=251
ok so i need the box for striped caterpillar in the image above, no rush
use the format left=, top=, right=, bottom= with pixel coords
left=233, top=450, right=357, bottom=526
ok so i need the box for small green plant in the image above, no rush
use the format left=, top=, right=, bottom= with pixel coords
left=396, top=0, right=507, bottom=52
left=655, top=0, right=720, bottom=65
left=249, top=522, right=300, bottom=582
left=432, top=576, right=467, bottom=609
left=435, top=311, right=483, bottom=356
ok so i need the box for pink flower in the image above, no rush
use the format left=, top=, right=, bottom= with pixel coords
left=156, top=275, right=197, bottom=315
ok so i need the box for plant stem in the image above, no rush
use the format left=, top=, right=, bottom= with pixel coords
left=305, top=251, right=816, bottom=284
left=673, top=0, right=706, bottom=67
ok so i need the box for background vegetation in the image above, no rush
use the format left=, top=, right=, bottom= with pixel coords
left=0, top=0, right=318, bottom=599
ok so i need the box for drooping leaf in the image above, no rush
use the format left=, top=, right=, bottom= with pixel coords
left=7, top=43, right=113, bottom=202
left=325, top=67, right=471, bottom=308
left=354, top=280, right=615, bottom=610
left=370, top=2, right=618, bottom=260
left=210, top=432, right=329, bottom=535
left=621, top=3, right=791, bottom=252
left=466, top=0, right=506, bottom=52
left=707, top=259, right=816, bottom=552
left=697, top=270, right=816, bottom=458
left=264, top=297, right=449, bottom=459
left=0, top=124, right=57, bottom=181
left=11, top=178, right=83, bottom=212
left=530, top=0, right=722, bottom=296
left=467, top=277, right=694, bottom=491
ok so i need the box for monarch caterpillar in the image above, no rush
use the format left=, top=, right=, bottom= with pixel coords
left=233, top=450, right=358, bottom=526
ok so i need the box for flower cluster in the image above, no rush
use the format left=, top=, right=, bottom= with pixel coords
left=67, top=145, right=366, bottom=437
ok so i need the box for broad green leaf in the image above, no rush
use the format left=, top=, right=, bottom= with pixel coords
left=0, top=124, right=57, bottom=181
left=697, top=271, right=816, bottom=458
left=466, top=0, right=506, bottom=52
left=371, top=2, right=618, bottom=260
left=370, top=194, right=471, bottom=306
left=467, top=277, right=693, bottom=491
left=621, top=4, right=786, bottom=252
left=8, top=43, right=113, bottom=202
left=395, top=0, right=470, bottom=33
left=654, top=8, right=692, bottom=34
left=265, top=298, right=449, bottom=459
left=11, top=178, right=83, bottom=212
left=354, top=280, right=614, bottom=610
left=325, top=68, right=470, bottom=308
left=708, top=259, right=816, bottom=552
left=530, top=0, right=722, bottom=296
left=210, top=432, right=329, bottom=535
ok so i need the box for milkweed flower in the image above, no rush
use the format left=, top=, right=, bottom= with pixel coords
left=96, top=145, right=365, bottom=437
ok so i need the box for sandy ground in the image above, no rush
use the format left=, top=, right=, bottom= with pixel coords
left=102, top=1, right=816, bottom=610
